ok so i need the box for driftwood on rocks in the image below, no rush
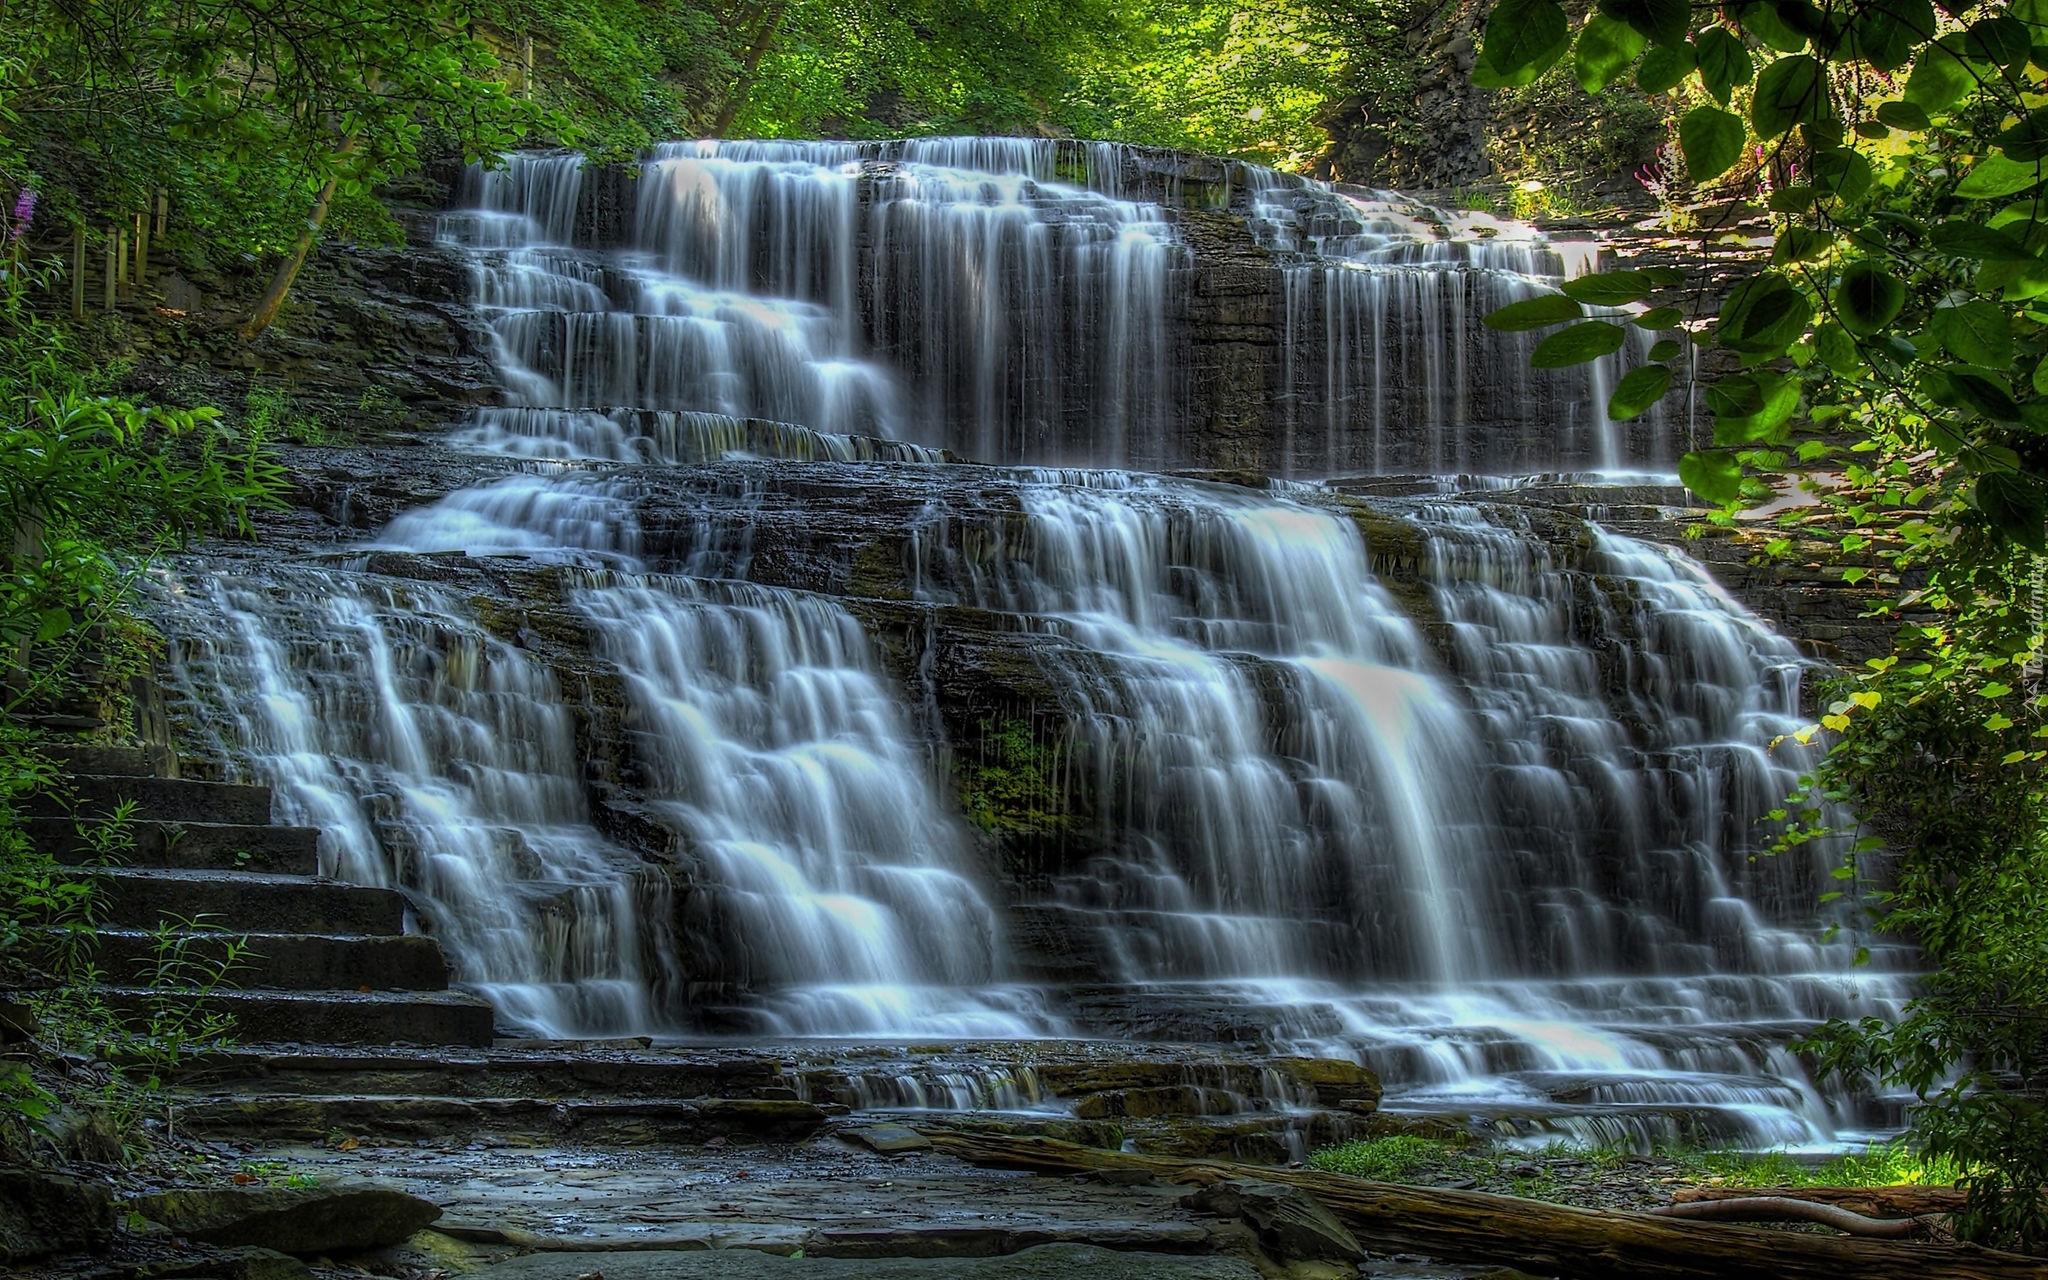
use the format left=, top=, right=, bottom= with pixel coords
left=1649, top=1195, right=1932, bottom=1238
left=1671, top=1184, right=1972, bottom=1218
left=918, top=1130, right=2048, bottom=1280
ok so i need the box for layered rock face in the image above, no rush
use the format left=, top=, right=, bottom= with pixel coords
left=148, top=142, right=1905, bottom=1152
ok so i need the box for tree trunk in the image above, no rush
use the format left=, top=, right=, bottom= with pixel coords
left=1671, top=1184, right=1995, bottom=1218
left=713, top=0, right=789, bottom=136
left=241, top=173, right=341, bottom=339
left=919, top=1131, right=2048, bottom=1280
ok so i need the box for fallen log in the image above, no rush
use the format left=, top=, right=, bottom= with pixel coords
left=918, top=1130, right=2048, bottom=1280
left=1649, top=1195, right=1930, bottom=1237
left=1671, top=1184, right=1970, bottom=1218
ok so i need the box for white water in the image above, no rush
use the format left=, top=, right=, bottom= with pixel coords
left=146, top=141, right=1900, bottom=1149
left=452, top=142, right=1656, bottom=473
left=910, top=473, right=1908, bottom=1145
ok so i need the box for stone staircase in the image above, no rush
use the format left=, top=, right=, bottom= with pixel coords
left=30, top=745, right=495, bottom=1048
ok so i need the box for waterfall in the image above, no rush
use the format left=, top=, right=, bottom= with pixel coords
left=572, top=575, right=1043, bottom=1036
left=1244, top=173, right=1662, bottom=476
left=452, top=142, right=1656, bottom=473
left=155, top=567, right=677, bottom=1037
left=909, top=473, right=1908, bottom=1144
left=142, top=139, right=1903, bottom=1149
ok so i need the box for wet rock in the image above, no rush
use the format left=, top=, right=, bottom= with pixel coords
left=1180, top=1180, right=1362, bottom=1267
left=128, top=1182, right=442, bottom=1253
left=1271, top=1058, right=1381, bottom=1109
left=131, top=1245, right=318, bottom=1280
left=484, top=1242, right=1261, bottom=1278
left=0, top=1167, right=114, bottom=1262
left=843, top=1125, right=934, bottom=1154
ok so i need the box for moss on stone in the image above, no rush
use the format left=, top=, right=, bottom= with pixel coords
left=954, top=717, right=1075, bottom=839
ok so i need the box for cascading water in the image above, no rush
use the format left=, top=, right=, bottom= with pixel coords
left=155, top=567, right=678, bottom=1036
left=907, top=473, right=1909, bottom=1144
left=146, top=140, right=1901, bottom=1149
left=454, top=139, right=1655, bottom=473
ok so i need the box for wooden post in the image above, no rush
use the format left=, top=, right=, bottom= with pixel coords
left=134, top=211, right=147, bottom=288
left=521, top=35, right=534, bottom=99
left=70, top=225, right=84, bottom=319
left=154, top=190, right=167, bottom=237
left=102, top=226, right=115, bottom=311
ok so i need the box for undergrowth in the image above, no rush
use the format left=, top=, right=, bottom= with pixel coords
left=1308, top=1133, right=1960, bottom=1198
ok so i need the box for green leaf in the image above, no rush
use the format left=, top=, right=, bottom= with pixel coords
left=1484, top=294, right=1586, bottom=330
left=2032, top=357, right=2048, bottom=395
left=1815, top=322, right=1864, bottom=372
left=1680, top=105, right=1747, bottom=181
left=1810, top=148, right=1874, bottom=206
left=1632, top=306, right=1684, bottom=329
left=1735, top=1, right=1811, bottom=51
left=1932, top=301, right=2016, bottom=366
left=1561, top=270, right=1658, bottom=305
left=1976, top=473, right=2048, bottom=548
left=1751, top=55, right=1830, bottom=139
left=1768, top=186, right=1817, bottom=213
left=1637, top=42, right=1696, bottom=93
left=1648, top=338, right=1682, bottom=360
left=1903, top=37, right=1981, bottom=115
left=1532, top=321, right=1628, bottom=367
left=1833, top=261, right=1906, bottom=335
left=1637, top=267, right=1687, bottom=286
left=1680, top=449, right=1745, bottom=503
left=1844, top=0, right=1936, bottom=71
left=1775, top=226, right=1836, bottom=263
left=1711, top=370, right=1801, bottom=442
left=1930, top=220, right=2034, bottom=259
left=1966, top=14, right=2032, bottom=65
left=1949, top=368, right=2024, bottom=418
left=1600, top=0, right=1691, bottom=45
left=1608, top=364, right=1675, bottom=419
left=1474, top=0, right=1573, bottom=86
left=1958, top=154, right=2048, bottom=200
left=1695, top=27, right=1755, bottom=102
left=1853, top=120, right=1892, bottom=140
left=2000, top=107, right=2048, bottom=161
left=1876, top=100, right=1931, bottom=131
left=1575, top=15, right=1650, bottom=92
left=1720, top=272, right=1813, bottom=353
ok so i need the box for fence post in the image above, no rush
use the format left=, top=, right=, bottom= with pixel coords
left=134, top=211, right=148, bottom=288
left=70, top=224, right=84, bottom=319
left=102, top=225, right=115, bottom=311
left=154, top=190, right=167, bottom=237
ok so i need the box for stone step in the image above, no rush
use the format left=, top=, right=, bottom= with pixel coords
left=171, top=1092, right=829, bottom=1144
left=91, top=868, right=406, bottom=935
left=25, top=775, right=271, bottom=825
left=101, top=987, right=496, bottom=1048
left=37, top=742, right=179, bottom=778
left=89, top=929, right=449, bottom=991
left=34, top=818, right=320, bottom=874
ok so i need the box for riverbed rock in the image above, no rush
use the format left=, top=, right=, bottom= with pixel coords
left=128, top=1182, right=442, bottom=1253
left=843, top=1125, right=935, bottom=1154
left=0, top=1166, right=114, bottom=1262
left=1180, top=1180, right=1363, bottom=1266
left=483, top=1242, right=1262, bottom=1278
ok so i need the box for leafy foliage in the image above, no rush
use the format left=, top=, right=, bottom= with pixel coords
left=1474, top=0, right=2048, bottom=1248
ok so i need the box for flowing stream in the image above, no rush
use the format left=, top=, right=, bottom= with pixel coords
left=153, top=140, right=1906, bottom=1149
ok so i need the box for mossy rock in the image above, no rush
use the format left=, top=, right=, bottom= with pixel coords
left=127, top=1182, right=441, bottom=1254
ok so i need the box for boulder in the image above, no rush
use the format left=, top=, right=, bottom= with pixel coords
left=129, top=1182, right=441, bottom=1254
left=843, top=1125, right=935, bottom=1154
left=0, top=1166, right=114, bottom=1262
left=1180, top=1180, right=1364, bottom=1266
left=1271, top=1057, right=1381, bottom=1109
